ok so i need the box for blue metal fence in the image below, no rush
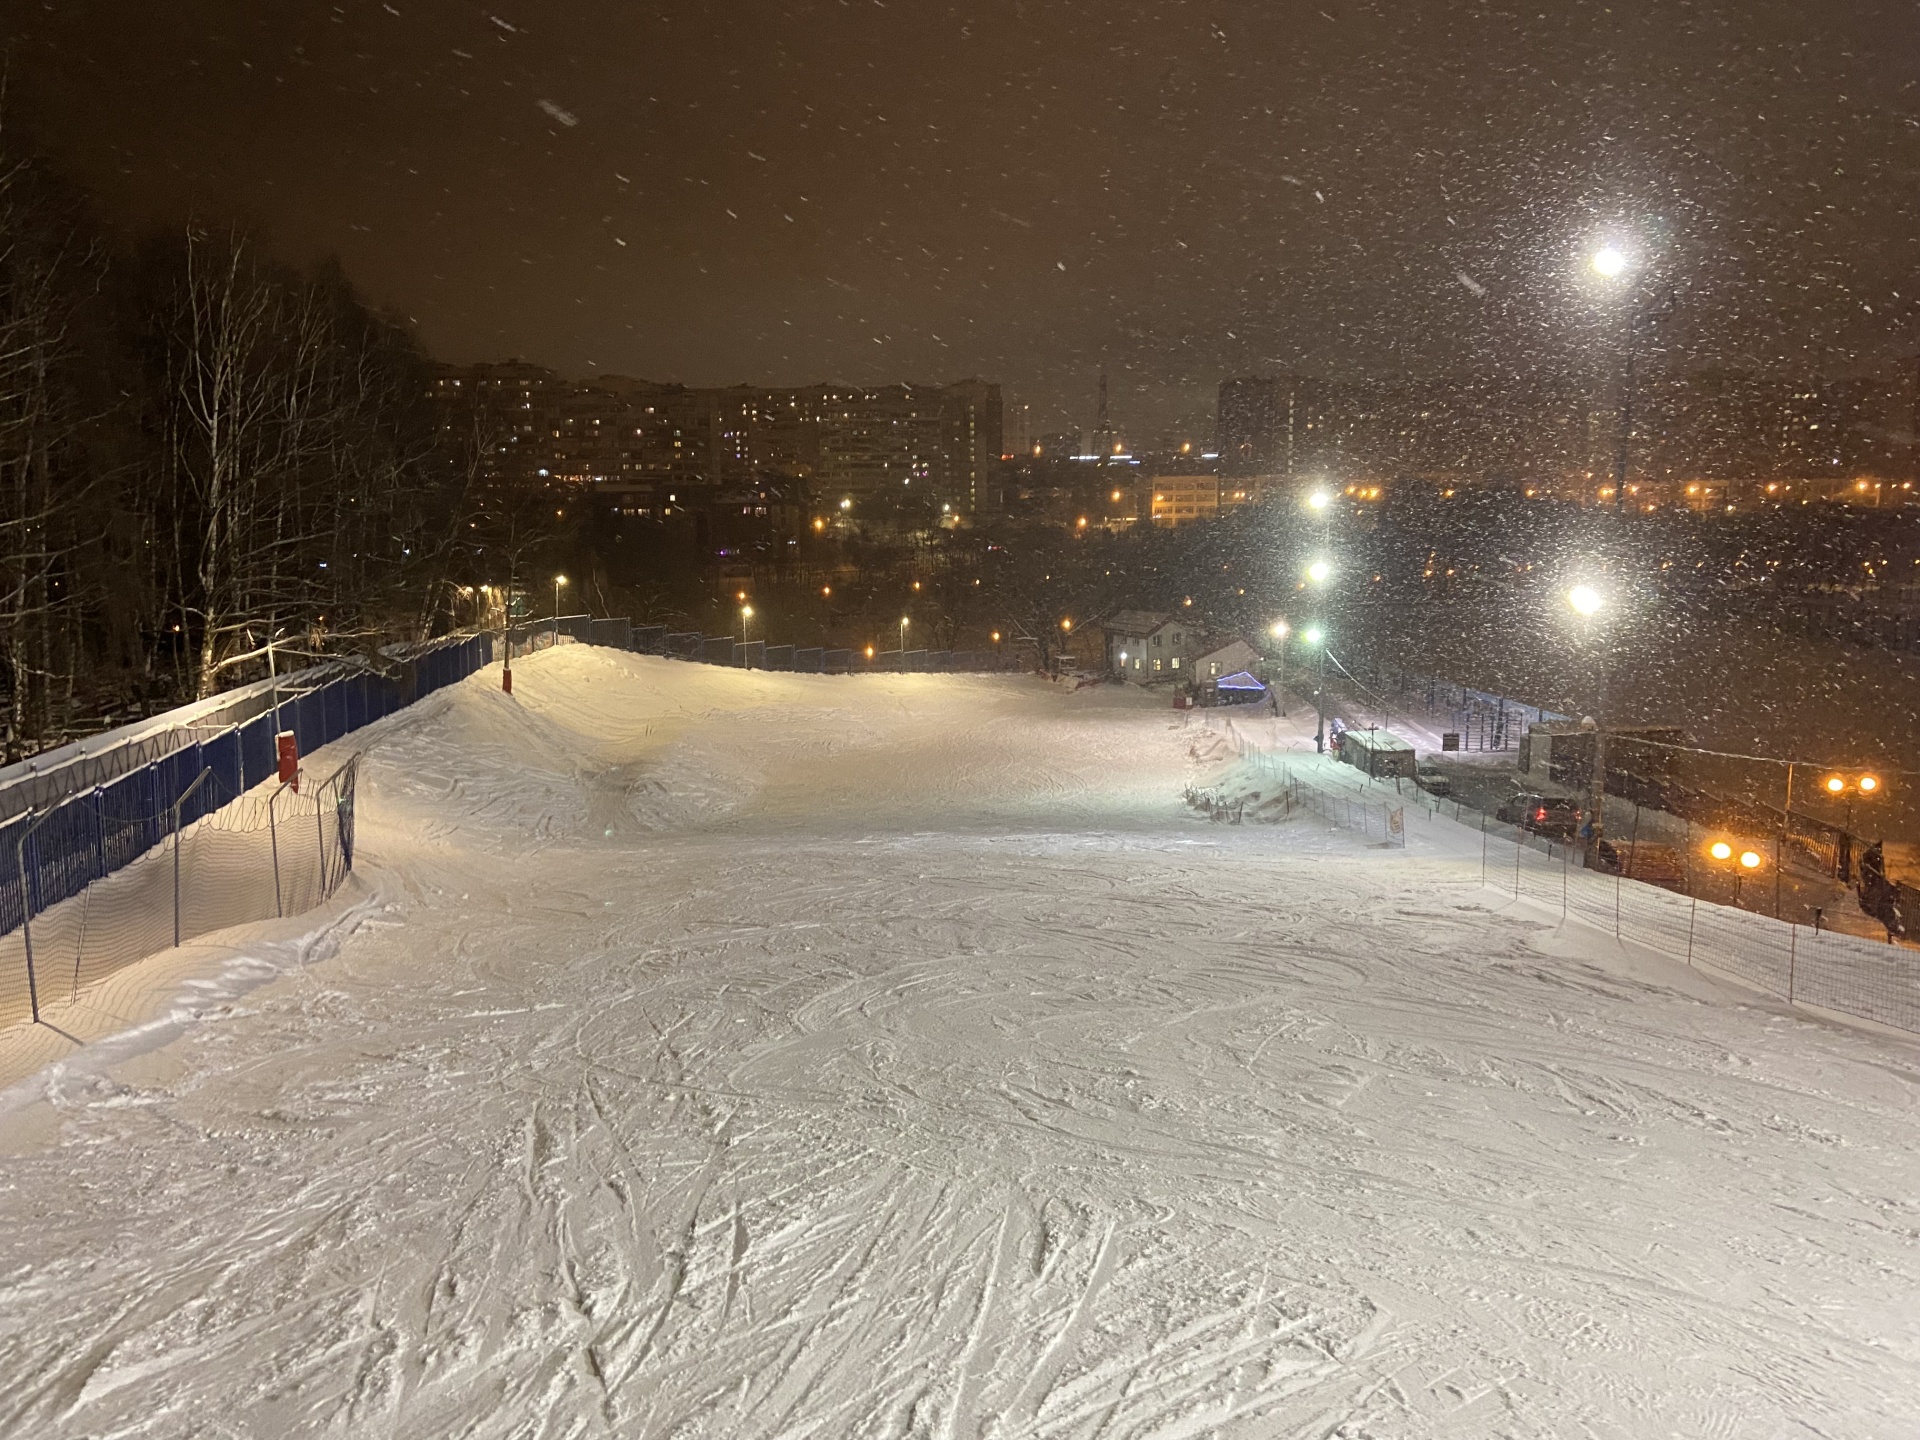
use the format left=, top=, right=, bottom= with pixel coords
left=2, top=634, right=494, bottom=991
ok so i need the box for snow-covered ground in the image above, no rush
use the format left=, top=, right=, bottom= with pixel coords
left=1, top=647, right=1916, bottom=1438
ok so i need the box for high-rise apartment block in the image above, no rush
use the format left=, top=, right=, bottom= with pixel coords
left=431, top=363, right=1002, bottom=516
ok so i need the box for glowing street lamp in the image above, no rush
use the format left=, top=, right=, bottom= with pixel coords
left=552, top=573, right=567, bottom=646
left=1591, top=246, right=1629, bottom=279
left=1270, top=620, right=1290, bottom=640
left=1567, top=584, right=1604, bottom=617
left=1306, top=490, right=1331, bottom=512
left=1305, top=559, right=1332, bottom=585
left=1706, top=837, right=1765, bottom=906
left=1821, top=773, right=1884, bottom=861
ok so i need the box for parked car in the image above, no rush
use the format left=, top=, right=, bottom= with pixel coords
left=1414, top=761, right=1451, bottom=797
left=1594, top=839, right=1686, bottom=891
left=1497, top=791, right=1581, bottom=840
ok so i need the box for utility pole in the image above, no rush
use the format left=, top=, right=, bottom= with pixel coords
left=1314, top=639, right=1328, bottom=754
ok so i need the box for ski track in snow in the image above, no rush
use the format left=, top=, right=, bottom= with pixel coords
left=1, top=646, right=1916, bottom=1438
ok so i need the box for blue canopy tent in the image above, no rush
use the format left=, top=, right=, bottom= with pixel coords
left=1212, top=670, right=1268, bottom=706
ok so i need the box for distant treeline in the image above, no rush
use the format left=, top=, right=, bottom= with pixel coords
left=0, top=139, right=554, bottom=760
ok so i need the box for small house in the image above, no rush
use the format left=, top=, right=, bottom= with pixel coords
left=1102, top=609, right=1199, bottom=682
left=1195, top=638, right=1263, bottom=690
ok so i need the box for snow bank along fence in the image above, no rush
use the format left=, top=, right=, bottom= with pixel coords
left=0, top=634, right=490, bottom=1029
left=1200, top=719, right=1916, bottom=1035
left=1194, top=723, right=1407, bottom=847
left=0, top=613, right=1026, bottom=1030
left=1441, top=797, right=1920, bottom=1036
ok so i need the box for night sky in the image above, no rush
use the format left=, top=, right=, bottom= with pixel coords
left=10, top=1, right=1917, bottom=440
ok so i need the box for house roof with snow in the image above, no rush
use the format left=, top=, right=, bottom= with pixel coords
left=1101, top=610, right=1176, bottom=637
left=1196, top=637, right=1262, bottom=667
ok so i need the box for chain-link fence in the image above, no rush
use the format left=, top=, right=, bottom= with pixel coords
left=1440, top=800, right=1920, bottom=1035
left=1197, top=722, right=1408, bottom=846
left=0, top=616, right=1031, bottom=1034
left=0, top=633, right=490, bottom=1031
left=0, top=757, right=358, bottom=1028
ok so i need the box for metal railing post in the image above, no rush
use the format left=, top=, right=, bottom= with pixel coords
left=169, top=769, right=212, bottom=950
left=18, top=819, right=40, bottom=1025
left=316, top=776, right=329, bottom=891
left=268, top=784, right=286, bottom=918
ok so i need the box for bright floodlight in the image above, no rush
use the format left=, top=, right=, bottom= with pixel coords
left=1591, top=246, right=1628, bottom=278
left=1307, top=491, right=1331, bottom=511
left=1567, top=584, right=1603, bottom=617
left=1303, top=625, right=1324, bottom=646
left=1710, top=841, right=1733, bottom=861
left=1306, top=559, right=1332, bottom=584
left=1740, top=850, right=1762, bottom=870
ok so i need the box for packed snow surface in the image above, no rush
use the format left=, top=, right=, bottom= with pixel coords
left=1, top=648, right=1916, bottom=1438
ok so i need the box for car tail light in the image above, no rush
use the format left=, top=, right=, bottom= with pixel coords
left=1534, top=808, right=1547, bottom=822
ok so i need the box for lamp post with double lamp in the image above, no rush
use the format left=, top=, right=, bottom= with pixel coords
left=1706, top=839, right=1765, bottom=908
left=1565, top=583, right=1610, bottom=859
left=1821, top=772, right=1882, bottom=880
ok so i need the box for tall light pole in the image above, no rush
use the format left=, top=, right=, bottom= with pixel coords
left=1567, top=583, right=1608, bottom=857
left=1590, top=246, right=1674, bottom=513
left=1303, top=558, right=1333, bottom=750
left=1303, top=625, right=1327, bottom=753
left=1270, top=620, right=1290, bottom=715
left=552, top=573, right=568, bottom=648
left=900, top=615, right=909, bottom=670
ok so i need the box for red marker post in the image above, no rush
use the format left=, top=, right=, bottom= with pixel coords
left=277, top=730, right=300, bottom=792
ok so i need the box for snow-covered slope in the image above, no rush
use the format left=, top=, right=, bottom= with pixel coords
left=0, top=648, right=1915, bottom=1438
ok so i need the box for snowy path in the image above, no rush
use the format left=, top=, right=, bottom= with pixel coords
left=1, top=649, right=1916, bottom=1438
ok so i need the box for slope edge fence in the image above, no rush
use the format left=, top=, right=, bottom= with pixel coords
left=0, top=617, right=1023, bottom=1031
left=1206, top=721, right=1919, bottom=1037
